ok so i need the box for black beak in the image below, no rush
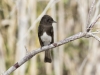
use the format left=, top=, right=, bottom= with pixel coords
left=53, top=20, right=57, bottom=23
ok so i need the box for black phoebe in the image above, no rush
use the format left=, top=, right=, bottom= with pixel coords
left=38, top=15, right=56, bottom=63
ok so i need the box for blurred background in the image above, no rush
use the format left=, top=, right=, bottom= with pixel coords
left=0, top=0, right=100, bottom=75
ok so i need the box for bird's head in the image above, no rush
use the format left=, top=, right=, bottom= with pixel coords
left=40, top=15, right=56, bottom=25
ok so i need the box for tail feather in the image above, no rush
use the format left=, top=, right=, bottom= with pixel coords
left=44, top=50, right=52, bottom=63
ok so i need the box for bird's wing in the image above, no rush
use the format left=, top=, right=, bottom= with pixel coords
left=50, top=26, right=54, bottom=44
left=38, top=25, right=44, bottom=46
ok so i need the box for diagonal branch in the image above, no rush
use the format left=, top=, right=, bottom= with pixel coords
left=89, top=33, right=100, bottom=42
left=87, top=14, right=100, bottom=32
left=87, top=0, right=96, bottom=28
left=3, top=32, right=86, bottom=75
left=3, top=31, right=100, bottom=75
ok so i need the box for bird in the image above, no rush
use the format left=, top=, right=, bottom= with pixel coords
left=38, top=15, right=56, bottom=63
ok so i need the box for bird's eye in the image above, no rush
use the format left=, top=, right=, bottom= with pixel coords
left=47, top=19, right=50, bottom=22
left=47, top=19, right=52, bottom=23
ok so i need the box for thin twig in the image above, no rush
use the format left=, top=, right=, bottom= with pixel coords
left=87, top=0, right=96, bottom=28
left=87, top=14, right=100, bottom=32
left=24, top=46, right=28, bottom=54
left=92, top=31, right=100, bottom=34
left=89, top=33, right=100, bottom=42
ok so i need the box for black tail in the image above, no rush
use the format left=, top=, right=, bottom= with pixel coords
left=44, top=50, right=52, bottom=63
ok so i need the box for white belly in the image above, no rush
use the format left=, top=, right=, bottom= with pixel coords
left=40, top=32, right=52, bottom=45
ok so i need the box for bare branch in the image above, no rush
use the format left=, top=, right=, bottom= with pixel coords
left=88, top=33, right=100, bottom=42
left=87, top=0, right=96, bottom=28
left=3, top=31, right=100, bottom=75
left=3, top=32, right=86, bottom=75
left=92, top=30, right=100, bottom=34
left=87, top=14, right=100, bottom=32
